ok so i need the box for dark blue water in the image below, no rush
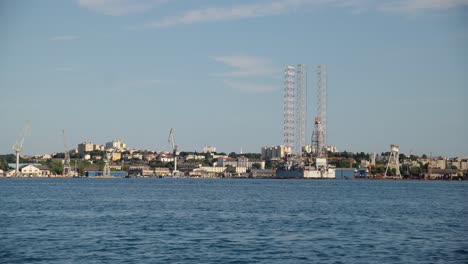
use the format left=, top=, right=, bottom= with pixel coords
left=0, top=179, right=467, bottom=264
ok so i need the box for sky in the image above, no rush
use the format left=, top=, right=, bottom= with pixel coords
left=0, top=0, right=467, bottom=157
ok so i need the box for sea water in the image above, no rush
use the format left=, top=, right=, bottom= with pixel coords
left=0, top=179, right=466, bottom=263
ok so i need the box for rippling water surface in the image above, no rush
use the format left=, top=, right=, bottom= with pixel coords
left=0, top=179, right=467, bottom=263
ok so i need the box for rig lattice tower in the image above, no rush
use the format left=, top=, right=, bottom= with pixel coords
left=283, top=66, right=296, bottom=153
left=311, top=65, right=328, bottom=157
left=295, top=64, right=307, bottom=155
left=384, top=144, right=401, bottom=178
left=316, top=65, right=328, bottom=147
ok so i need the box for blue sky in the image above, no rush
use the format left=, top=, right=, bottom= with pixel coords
left=1, top=0, right=467, bottom=156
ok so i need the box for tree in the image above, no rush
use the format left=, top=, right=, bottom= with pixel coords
left=48, top=160, right=63, bottom=175
left=226, top=165, right=236, bottom=173
left=410, top=166, right=422, bottom=176
left=228, top=152, right=237, bottom=158
left=252, top=163, right=261, bottom=170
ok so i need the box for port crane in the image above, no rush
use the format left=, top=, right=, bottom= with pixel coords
left=168, top=128, right=180, bottom=175
left=62, top=129, right=72, bottom=176
left=103, top=147, right=118, bottom=177
left=12, top=121, right=31, bottom=176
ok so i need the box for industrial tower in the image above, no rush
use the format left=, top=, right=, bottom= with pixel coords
left=283, top=64, right=307, bottom=155
left=312, top=65, right=328, bottom=158
left=283, top=66, right=296, bottom=153
left=384, top=144, right=401, bottom=178
left=295, top=64, right=307, bottom=155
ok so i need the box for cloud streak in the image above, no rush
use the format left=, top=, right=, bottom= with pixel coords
left=51, top=35, right=79, bottom=41
left=380, top=0, right=468, bottom=13
left=144, top=0, right=468, bottom=28
left=146, top=0, right=322, bottom=28
left=212, top=55, right=279, bottom=93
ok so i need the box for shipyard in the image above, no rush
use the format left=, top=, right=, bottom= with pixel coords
left=1, top=65, right=466, bottom=180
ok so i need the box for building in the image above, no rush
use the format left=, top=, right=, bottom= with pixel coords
left=105, top=140, right=127, bottom=151
left=78, top=142, right=95, bottom=154
left=203, top=146, right=216, bottom=153
left=326, top=145, right=339, bottom=153
left=78, top=142, right=103, bottom=154
left=16, top=164, right=50, bottom=177
left=261, top=145, right=292, bottom=160
left=218, top=156, right=265, bottom=169
left=190, top=166, right=226, bottom=178
left=158, top=153, right=175, bottom=163
left=111, top=152, right=122, bottom=161
left=185, top=154, right=205, bottom=161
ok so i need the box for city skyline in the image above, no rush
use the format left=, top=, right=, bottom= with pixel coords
left=1, top=0, right=467, bottom=156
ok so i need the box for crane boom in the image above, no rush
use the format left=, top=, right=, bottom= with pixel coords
left=62, top=129, right=72, bottom=176
left=168, top=128, right=179, bottom=175
left=12, top=121, right=31, bottom=175
left=168, top=128, right=176, bottom=151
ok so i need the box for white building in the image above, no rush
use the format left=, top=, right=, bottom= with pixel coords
left=203, top=146, right=216, bottom=153
left=105, top=140, right=127, bottom=151
left=17, top=165, right=50, bottom=177
left=218, top=156, right=265, bottom=169
left=78, top=142, right=95, bottom=154
left=185, top=154, right=205, bottom=161
left=158, top=154, right=175, bottom=163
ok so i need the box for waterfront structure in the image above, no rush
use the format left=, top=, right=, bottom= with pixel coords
left=384, top=144, right=401, bottom=178
left=217, top=156, right=265, bottom=169
left=189, top=166, right=226, bottom=178
left=283, top=64, right=308, bottom=155
left=12, top=164, right=51, bottom=177
left=261, top=145, right=292, bottom=160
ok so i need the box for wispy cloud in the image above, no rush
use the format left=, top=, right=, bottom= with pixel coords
left=224, top=80, right=277, bottom=93
left=211, top=55, right=278, bottom=77
left=78, top=0, right=169, bottom=16
left=145, top=0, right=320, bottom=28
left=143, top=0, right=468, bottom=28
left=212, top=55, right=279, bottom=93
left=51, top=35, right=79, bottom=41
left=380, top=0, right=468, bottom=13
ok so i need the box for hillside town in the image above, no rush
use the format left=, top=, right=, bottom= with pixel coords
left=1, top=139, right=467, bottom=180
